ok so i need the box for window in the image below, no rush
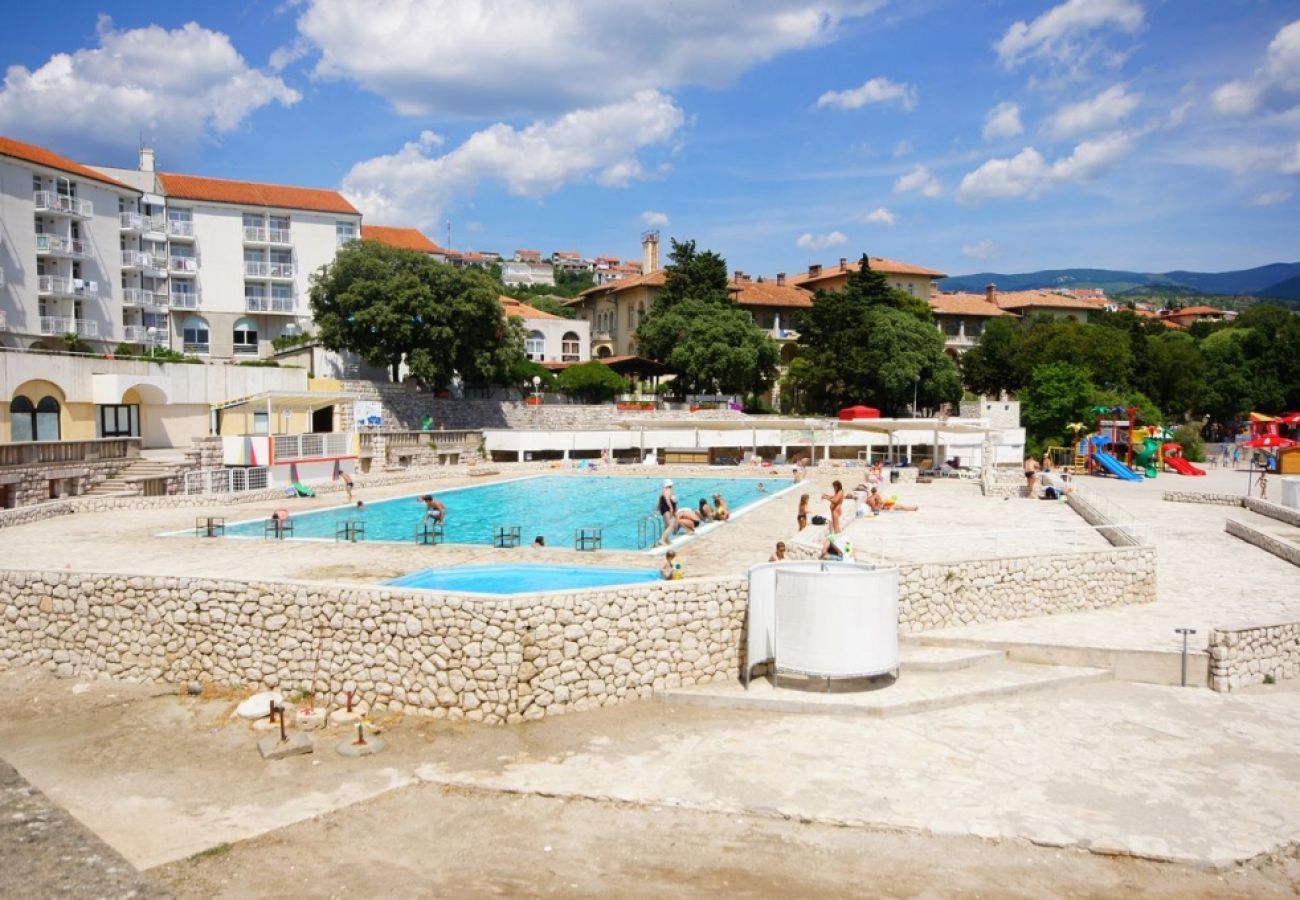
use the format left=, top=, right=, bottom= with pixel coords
left=271, top=283, right=293, bottom=310
left=561, top=331, right=580, bottom=362
left=182, top=315, right=209, bottom=353
left=525, top=330, right=545, bottom=360
left=233, top=317, right=258, bottom=355
left=99, top=404, right=139, bottom=438
left=10, top=395, right=61, bottom=442
left=336, top=221, right=357, bottom=244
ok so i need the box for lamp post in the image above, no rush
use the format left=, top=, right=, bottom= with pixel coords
left=531, top=374, right=541, bottom=405
left=146, top=326, right=157, bottom=360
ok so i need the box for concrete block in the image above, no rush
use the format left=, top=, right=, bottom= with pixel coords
left=257, top=731, right=313, bottom=760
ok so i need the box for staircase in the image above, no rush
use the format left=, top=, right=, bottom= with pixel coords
left=83, top=455, right=184, bottom=497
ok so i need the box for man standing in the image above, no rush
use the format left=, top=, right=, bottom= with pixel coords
left=1024, top=454, right=1041, bottom=498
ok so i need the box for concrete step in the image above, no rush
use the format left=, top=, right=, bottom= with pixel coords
left=660, top=661, right=1111, bottom=719
left=901, top=645, right=1005, bottom=673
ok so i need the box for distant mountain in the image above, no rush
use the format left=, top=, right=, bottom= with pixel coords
left=939, top=262, right=1300, bottom=298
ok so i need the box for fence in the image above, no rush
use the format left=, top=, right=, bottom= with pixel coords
left=0, top=438, right=139, bottom=468
left=271, top=433, right=353, bottom=461
left=183, top=467, right=270, bottom=495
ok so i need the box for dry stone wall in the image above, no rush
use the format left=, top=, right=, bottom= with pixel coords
left=1209, top=622, right=1300, bottom=691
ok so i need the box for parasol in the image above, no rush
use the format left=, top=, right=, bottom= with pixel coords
left=1241, top=434, right=1297, bottom=450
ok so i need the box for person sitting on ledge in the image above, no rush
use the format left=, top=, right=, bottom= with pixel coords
left=820, top=531, right=854, bottom=561
left=532, top=535, right=545, bottom=548
left=697, top=497, right=716, bottom=521
left=867, top=487, right=918, bottom=513
left=661, top=550, right=683, bottom=580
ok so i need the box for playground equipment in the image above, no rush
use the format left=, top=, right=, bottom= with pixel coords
left=1163, top=442, right=1206, bottom=477
left=1087, top=434, right=1142, bottom=482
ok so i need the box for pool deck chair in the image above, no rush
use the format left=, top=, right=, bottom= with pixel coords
left=575, top=527, right=602, bottom=551
left=493, top=525, right=522, bottom=548
left=415, top=522, right=445, bottom=545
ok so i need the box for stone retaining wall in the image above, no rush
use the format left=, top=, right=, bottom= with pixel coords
left=1225, top=519, right=1300, bottom=568
left=1208, top=622, right=1300, bottom=691
left=1162, top=490, right=1245, bottom=506
left=1244, top=498, right=1300, bottom=527
left=0, top=542, right=1155, bottom=720
left=1067, top=493, right=1144, bottom=547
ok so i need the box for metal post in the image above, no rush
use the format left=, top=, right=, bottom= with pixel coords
left=1175, top=628, right=1197, bottom=687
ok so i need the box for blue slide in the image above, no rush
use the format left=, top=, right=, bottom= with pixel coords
left=1092, top=449, right=1143, bottom=482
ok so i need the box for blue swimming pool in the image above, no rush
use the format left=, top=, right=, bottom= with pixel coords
left=387, top=564, right=662, bottom=595
left=223, top=474, right=784, bottom=550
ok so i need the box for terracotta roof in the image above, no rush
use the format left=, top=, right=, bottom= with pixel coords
left=572, top=269, right=668, bottom=301
left=731, top=280, right=814, bottom=308
left=158, top=172, right=359, bottom=215
left=992, top=289, right=1098, bottom=312
left=361, top=225, right=444, bottom=254
left=499, top=296, right=563, bottom=320
left=1166, top=305, right=1226, bottom=317
left=0, top=135, right=136, bottom=191
left=792, top=256, right=947, bottom=286
left=930, top=292, right=1011, bottom=317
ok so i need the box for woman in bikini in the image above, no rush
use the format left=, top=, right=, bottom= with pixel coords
left=657, top=479, right=678, bottom=546
left=797, top=493, right=810, bottom=531
left=822, top=480, right=845, bottom=533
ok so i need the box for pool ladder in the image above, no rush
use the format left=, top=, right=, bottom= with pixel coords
left=637, top=513, right=662, bottom=549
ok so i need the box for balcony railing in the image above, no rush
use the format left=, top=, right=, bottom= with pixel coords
left=267, top=228, right=291, bottom=244
left=35, top=233, right=90, bottom=258
left=121, top=287, right=170, bottom=310
left=245, top=294, right=296, bottom=314
left=166, top=219, right=195, bottom=238
left=40, top=316, right=99, bottom=338
left=121, top=325, right=164, bottom=343
left=243, top=226, right=267, bottom=243
left=120, top=212, right=146, bottom=232
left=943, top=333, right=977, bottom=348
left=33, top=191, right=93, bottom=218
left=144, top=216, right=167, bottom=235
left=272, top=432, right=354, bottom=462
left=121, top=249, right=163, bottom=269
left=37, top=275, right=100, bottom=299
left=169, top=256, right=198, bottom=273
left=244, top=261, right=296, bottom=278
left=0, top=437, right=139, bottom=468
left=170, top=289, right=201, bottom=310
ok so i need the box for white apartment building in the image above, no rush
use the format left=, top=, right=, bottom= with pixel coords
left=0, top=136, right=142, bottom=349
left=0, top=135, right=362, bottom=360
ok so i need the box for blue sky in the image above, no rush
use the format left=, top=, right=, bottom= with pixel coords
left=2, top=1, right=1298, bottom=277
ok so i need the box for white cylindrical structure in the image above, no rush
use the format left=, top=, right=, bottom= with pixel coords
left=745, top=561, right=899, bottom=685
left=1280, top=476, right=1300, bottom=511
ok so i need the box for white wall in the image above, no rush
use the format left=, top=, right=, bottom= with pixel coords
left=524, top=317, right=591, bottom=363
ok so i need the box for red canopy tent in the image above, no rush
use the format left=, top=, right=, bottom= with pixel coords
left=1277, top=412, right=1300, bottom=426
left=1241, top=434, right=1297, bottom=449
left=838, top=405, right=881, bottom=421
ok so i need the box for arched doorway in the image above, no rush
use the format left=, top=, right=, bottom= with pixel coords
left=561, top=331, right=580, bottom=362
left=10, top=395, right=61, bottom=442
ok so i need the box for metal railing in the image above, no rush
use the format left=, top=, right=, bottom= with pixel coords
left=245, top=294, right=296, bottom=313
left=169, top=256, right=198, bottom=273
left=35, top=233, right=89, bottom=257
left=167, top=219, right=195, bottom=238
left=33, top=191, right=92, bottom=217
left=121, top=325, right=164, bottom=343
left=39, top=316, right=98, bottom=337
left=170, top=289, right=201, bottom=309
left=120, top=212, right=146, bottom=231
left=272, top=432, right=353, bottom=461
left=243, top=226, right=267, bottom=242
left=267, top=228, right=291, bottom=244
left=121, top=287, right=170, bottom=309
left=183, top=466, right=270, bottom=495
left=244, top=261, right=296, bottom=278
left=357, top=430, right=477, bottom=453
left=121, top=249, right=163, bottom=269
left=0, top=437, right=138, bottom=468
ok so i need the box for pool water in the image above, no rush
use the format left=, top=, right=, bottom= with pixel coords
left=386, top=564, right=662, bottom=595
left=224, top=474, right=782, bottom=550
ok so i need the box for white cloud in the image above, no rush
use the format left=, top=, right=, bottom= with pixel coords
left=982, top=101, right=1024, bottom=141
left=0, top=16, right=299, bottom=155
left=641, top=210, right=670, bottom=227
left=893, top=140, right=913, bottom=158
left=269, top=38, right=311, bottom=72
left=861, top=207, right=896, bottom=225
left=962, top=240, right=997, bottom=259
left=816, top=77, right=917, bottom=112
left=795, top=231, right=849, bottom=250
left=1251, top=190, right=1293, bottom=206
left=1282, top=141, right=1300, bottom=175
left=894, top=163, right=942, bottom=197
left=341, top=90, right=684, bottom=228
left=995, top=0, right=1144, bottom=69
left=1046, top=84, right=1140, bottom=139
left=1212, top=19, right=1300, bottom=117
left=956, top=130, right=1135, bottom=202
left=298, top=0, right=885, bottom=116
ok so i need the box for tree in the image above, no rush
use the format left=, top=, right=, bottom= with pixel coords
left=635, top=239, right=779, bottom=395
left=791, top=255, right=957, bottom=414
left=1021, top=362, right=1097, bottom=447
left=555, top=361, right=626, bottom=402
left=310, top=241, right=523, bottom=385
left=1196, top=328, right=1255, bottom=424
left=1136, top=332, right=1204, bottom=417
left=961, top=317, right=1025, bottom=395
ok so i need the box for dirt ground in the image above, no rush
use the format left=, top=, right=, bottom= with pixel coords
left=0, top=668, right=1297, bottom=899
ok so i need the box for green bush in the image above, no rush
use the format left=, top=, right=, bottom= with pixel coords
left=271, top=330, right=315, bottom=351
left=237, top=359, right=282, bottom=367
left=1171, top=424, right=1206, bottom=462
left=556, top=361, right=626, bottom=402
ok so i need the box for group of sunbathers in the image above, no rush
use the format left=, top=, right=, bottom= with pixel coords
left=656, top=479, right=730, bottom=546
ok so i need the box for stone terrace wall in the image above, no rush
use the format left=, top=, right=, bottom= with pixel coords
left=1209, top=622, right=1300, bottom=691
left=0, top=570, right=746, bottom=723
left=1162, top=490, right=1245, bottom=506
left=1225, top=519, right=1300, bottom=568
left=896, top=546, right=1155, bottom=633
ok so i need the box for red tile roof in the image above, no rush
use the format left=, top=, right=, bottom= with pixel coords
left=930, top=292, right=1011, bottom=317
left=361, top=225, right=445, bottom=254
left=500, top=296, right=563, bottom=320
left=573, top=269, right=668, bottom=301
left=158, top=172, right=359, bottom=215
left=731, top=280, right=814, bottom=308
left=992, top=289, right=1098, bottom=312
left=0, top=135, right=136, bottom=191
left=1166, top=305, right=1226, bottom=317
left=792, top=256, right=947, bottom=286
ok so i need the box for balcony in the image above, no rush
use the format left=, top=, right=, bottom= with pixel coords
left=121, top=249, right=164, bottom=271
left=144, top=216, right=167, bottom=236
left=35, top=233, right=90, bottom=259
left=121, top=287, right=170, bottom=310
left=170, top=289, right=201, bottom=310
left=40, top=316, right=98, bottom=338
left=166, top=219, right=195, bottom=240
left=122, top=325, right=164, bottom=344
left=37, top=275, right=100, bottom=300
left=245, top=294, right=296, bottom=314
left=242, top=226, right=268, bottom=243
left=33, top=191, right=93, bottom=218
left=120, top=212, right=146, bottom=232
left=244, top=260, right=296, bottom=279
left=169, top=256, right=198, bottom=274
left=268, top=228, right=291, bottom=244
